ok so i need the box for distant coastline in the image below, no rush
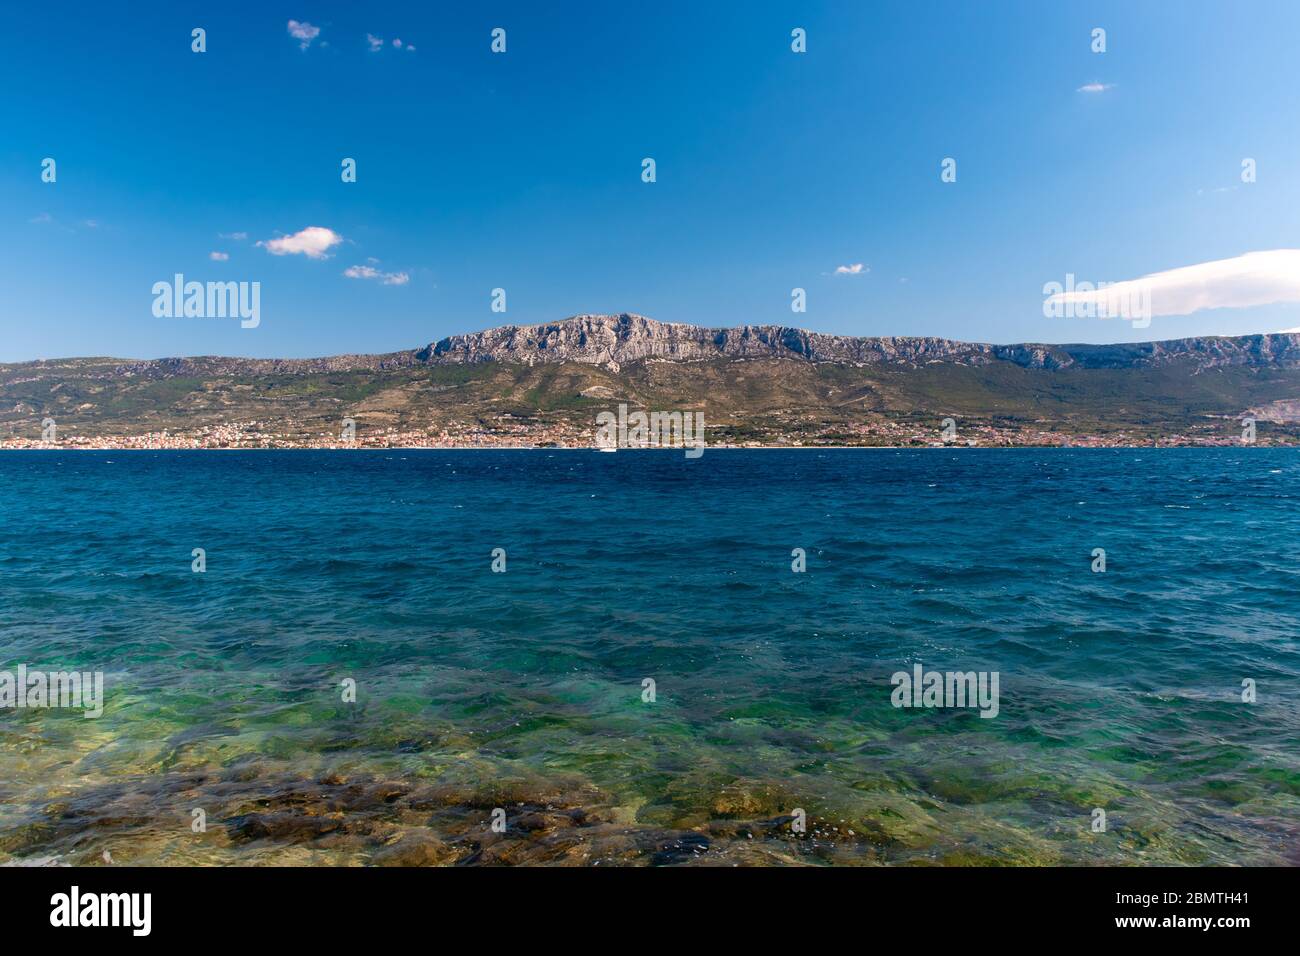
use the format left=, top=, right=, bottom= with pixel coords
left=4, top=316, right=1299, bottom=450
left=0, top=441, right=1287, bottom=452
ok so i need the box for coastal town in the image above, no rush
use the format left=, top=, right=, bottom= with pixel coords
left=0, top=414, right=1287, bottom=449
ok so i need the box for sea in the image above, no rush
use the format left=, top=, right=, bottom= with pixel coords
left=0, top=448, right=1296, bottom=866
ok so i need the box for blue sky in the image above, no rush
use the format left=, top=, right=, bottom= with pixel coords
left=2, top=0, right=1299, bottom=362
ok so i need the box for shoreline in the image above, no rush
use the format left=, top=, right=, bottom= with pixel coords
left=0, top=443, right=1291, bottom=452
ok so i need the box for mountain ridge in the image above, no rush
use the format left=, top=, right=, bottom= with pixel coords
left=8, top=313, right=1300, bottom=378
left=5, top=314, right=1300, bottom=448
left=419, top=313, right=1300, bottom=372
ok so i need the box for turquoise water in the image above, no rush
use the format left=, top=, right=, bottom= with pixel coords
left=1, top=449, right=1297, bottom=866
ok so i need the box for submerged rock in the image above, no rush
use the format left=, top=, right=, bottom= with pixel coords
left=650, top=831, right=710, bottom=866
left=227, top=812, right=344, bottom=843
left=371, top=831, right=458, bottom=867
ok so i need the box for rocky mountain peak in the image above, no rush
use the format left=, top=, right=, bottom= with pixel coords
left=416, top=314, right=1300, bottom=372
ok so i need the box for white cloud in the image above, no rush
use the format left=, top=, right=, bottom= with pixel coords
left=343, top=264, right=410, bottom=285
left=834, top=263, right=868, bottom=275
left=1279, top=327, right=1300, bottom=333
left=257, top=226, right=343, bottom=259
left=219, top=231, right=248, bottom=240
left=368, top=33, right=414, bottom=53
left=209, top=251, right=229, bottom=261
left=287, top=20, right=320, bottom=50
left=1047, top=250, right=1300, bottom=318
left=1077, top=82, right=1114, bottom=94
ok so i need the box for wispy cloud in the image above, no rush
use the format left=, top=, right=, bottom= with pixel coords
left=834, top=263, right=868, bottom=276
left=219, top=231, right=248, bottom=241
left=257, top=226, right=343, bottom=259
left=1077, top=82, right=1115, bottom=94
left=209, top=251, right=229, bottom=261
left=30, top=212, right=101, bottom=232
left=287, top=20, right=321, bottom=51
left=1047, top=250, right=1300, bottom=318
left=366, top=33, right=383, bottom=52
left=343, top=264, right=410, bottom=285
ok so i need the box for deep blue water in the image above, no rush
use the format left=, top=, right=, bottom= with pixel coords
left=1, top=449, right=1297, bottom=865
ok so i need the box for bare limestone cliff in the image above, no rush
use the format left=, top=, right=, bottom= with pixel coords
left=418, top=313, right=1300, bottom=372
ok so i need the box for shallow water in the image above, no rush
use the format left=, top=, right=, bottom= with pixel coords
left=1, top=449, right=1297, bottom=866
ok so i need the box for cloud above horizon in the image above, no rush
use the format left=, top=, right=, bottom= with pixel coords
left=343, top=264, right=410, bottom=285
left=209, top=251, right=229, bottom=261
left=257, top=226, right=343, bottom=259
left=1077, top=82, right=1114, bottom=93
left=834, top=263, right=868, bottom=275
left=30, top=212, right=101, bottom=232
left=1046, top=250, right=1300, bottom=318
left=367, top=33, right=415, bottom=53
left=287, top=20, right=320, bottom=50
